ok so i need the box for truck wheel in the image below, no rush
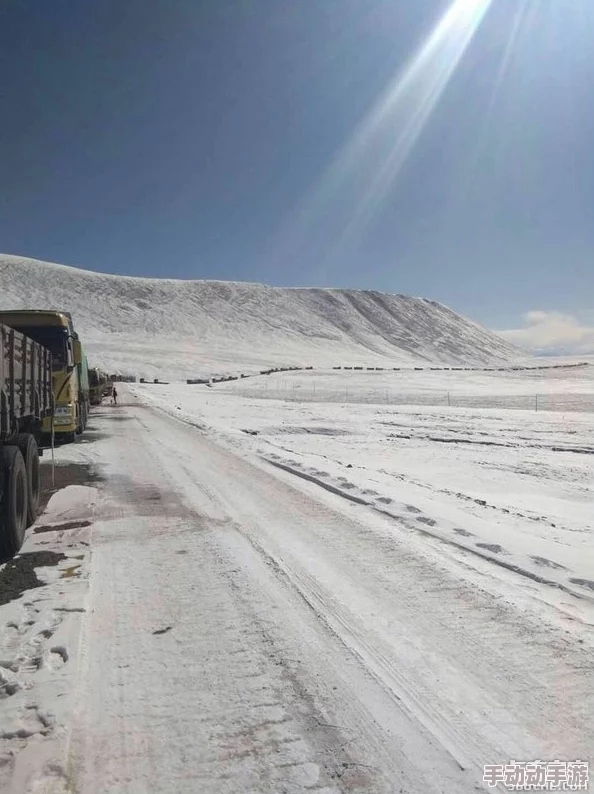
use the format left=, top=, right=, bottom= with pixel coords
left=16, top=434, right=40, bottom=527
left=0, top=447, right=28, bottom=558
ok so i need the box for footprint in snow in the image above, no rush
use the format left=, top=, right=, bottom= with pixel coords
left=569, top=578, right=594, bottom=591
left=476, top=543, right=506, bottom=555
left=530, top=556, right=567, bottom=570
left=0, top=676, right=20, bottom=697
left=49, top=646, right=68, bottom=669
left=152, top=626, right=172, bottom=636
left=453, top=528, right=474, bottom=537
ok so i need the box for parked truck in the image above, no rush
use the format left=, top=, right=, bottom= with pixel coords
left=0, top=310, right=87, bottom=443
left=0, top=323, right=53, bottom=557
left=89, top=367, right=110, bottom=406
left=74, top=332, right=90, bottom=429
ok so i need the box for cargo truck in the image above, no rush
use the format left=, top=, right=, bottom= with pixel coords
left=0, top=311, right=87, bottom=443
left=89, top=368, right=101, bottom=405
left=0, top=323, right=53, bottom=557
left=74, top=332, right=90, bottom=430
left=89, top=368, right=110, bottom=405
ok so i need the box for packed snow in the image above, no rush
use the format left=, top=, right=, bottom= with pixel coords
left=0, top=254, right=523, bottom=379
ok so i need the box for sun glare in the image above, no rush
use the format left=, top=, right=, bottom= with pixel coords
left=282, top=0, right=494, bottom=268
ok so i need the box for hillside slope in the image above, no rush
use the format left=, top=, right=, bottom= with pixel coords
left=0, top=254, right=521, bottom=378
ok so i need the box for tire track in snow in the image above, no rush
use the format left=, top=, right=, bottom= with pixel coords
left=142, top=404, right=594, bottom=745
left=70, top=409, right=418, bottom=793
left=261, top=457, right=594, bottom=604
left=69, top=400, right=594, bottom=793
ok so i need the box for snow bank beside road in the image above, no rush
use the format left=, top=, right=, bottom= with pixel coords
left=0, top=454, right=100, bottom=793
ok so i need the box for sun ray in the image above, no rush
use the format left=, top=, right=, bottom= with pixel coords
left=487, top=0, right=531, bottom=119
left=337, top=0, right=495, bottom=254
left=276, top=0, right=495, bottom=271
left=456, top=0, right=533, bottom=212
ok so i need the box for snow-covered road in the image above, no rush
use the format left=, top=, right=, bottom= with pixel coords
left=1, top=393, right=593, bottom=793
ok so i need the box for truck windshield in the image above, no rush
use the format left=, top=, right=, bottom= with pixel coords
left=17, top=326, right=69, bottom=371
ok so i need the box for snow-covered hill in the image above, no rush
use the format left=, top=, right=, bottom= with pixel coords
left=0, top=254, right=521, bottom=378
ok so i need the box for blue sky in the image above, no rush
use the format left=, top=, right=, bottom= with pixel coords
left=1, top=1, right=593, bottom=345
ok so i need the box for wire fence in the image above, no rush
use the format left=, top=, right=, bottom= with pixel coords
left=223, top=384, right=594, bottom=413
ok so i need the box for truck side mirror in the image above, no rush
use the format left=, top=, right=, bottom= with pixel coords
left=73, top=339, right=83, bottom=365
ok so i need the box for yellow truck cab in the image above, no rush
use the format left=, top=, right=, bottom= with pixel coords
left=0, top=310, right=86, bottom=442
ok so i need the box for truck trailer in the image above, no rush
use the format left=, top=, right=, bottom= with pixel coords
left=0, top=310, right=87, bottom=443
left=74, top=331, right=90, bottom=430
left=0, top=323, right=53, bottom=557
left=89, top=367, right=110, bottom=405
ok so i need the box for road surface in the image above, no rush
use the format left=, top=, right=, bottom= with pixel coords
left=2, top=394, right=593, bottom=793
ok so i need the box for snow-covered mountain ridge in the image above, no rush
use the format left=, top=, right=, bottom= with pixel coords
left=0, top=254, right=521, bottom=378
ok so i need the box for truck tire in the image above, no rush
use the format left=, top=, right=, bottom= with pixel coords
left=16, top=434, right=40, bottom=527
left=0, top=446, right=28, bottom=558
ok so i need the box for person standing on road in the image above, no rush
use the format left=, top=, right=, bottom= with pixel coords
left=112, top=386, right=118, bottom=405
